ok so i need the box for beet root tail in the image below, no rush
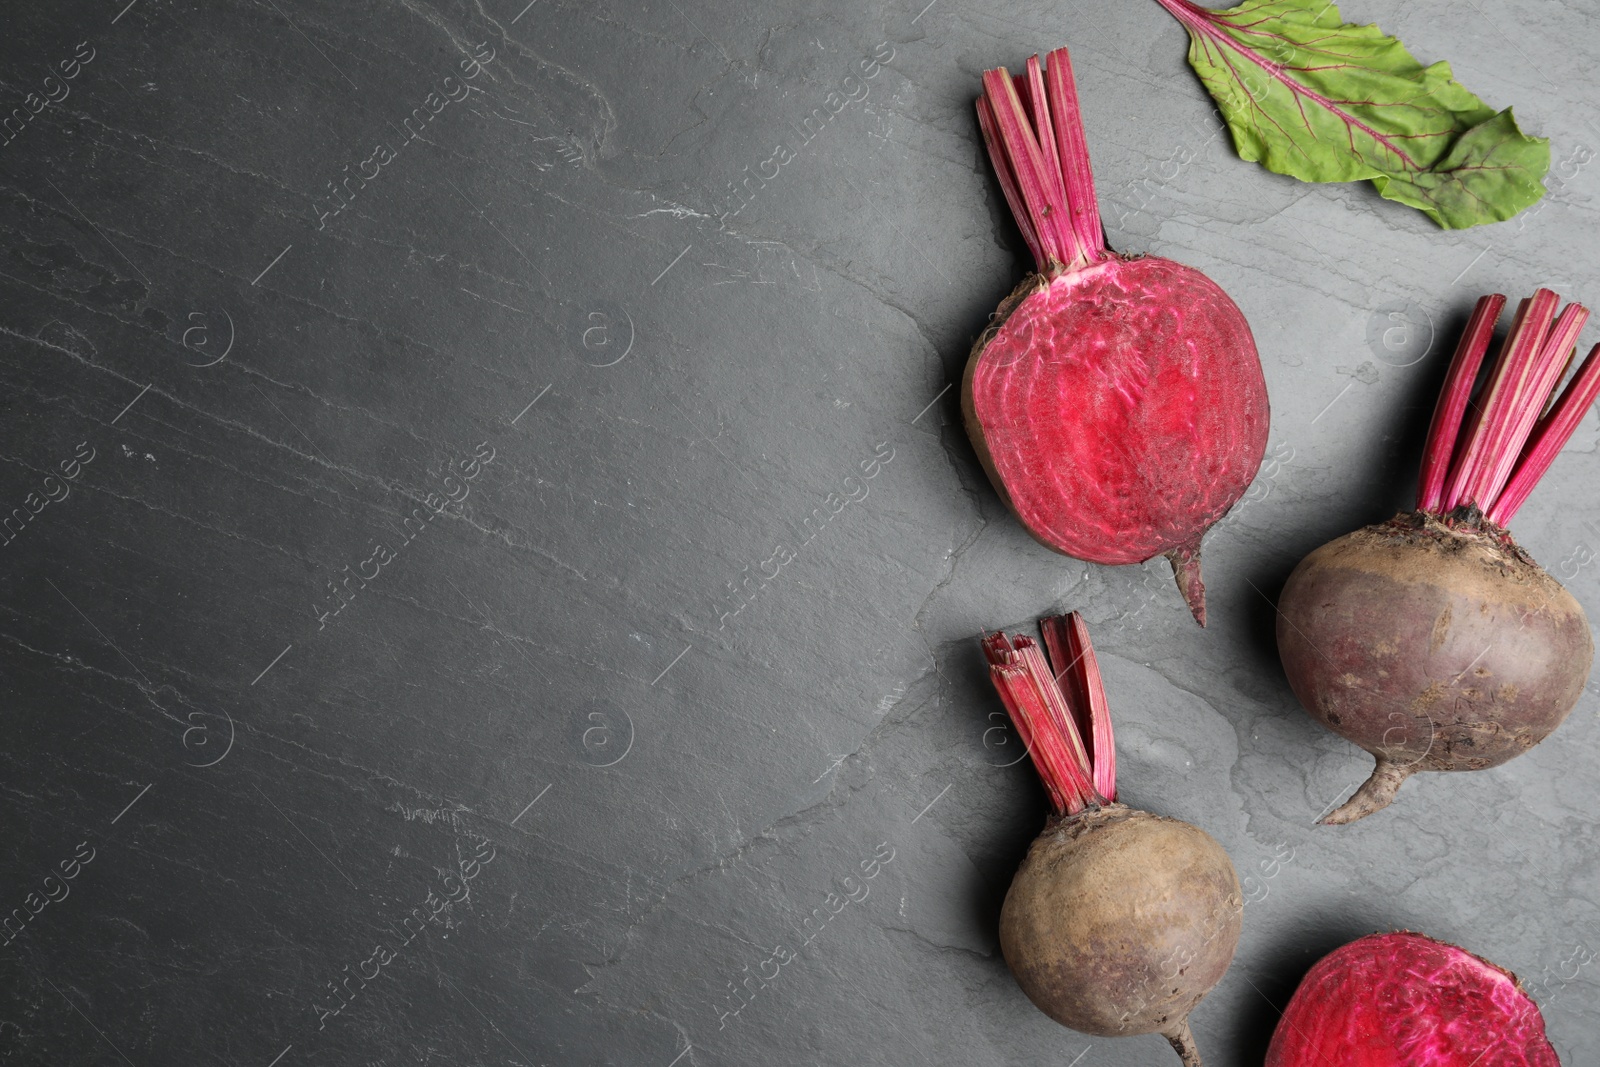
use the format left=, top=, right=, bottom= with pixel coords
left=1166, top=542, right=1207, bottom=627
left=1320, top=757, right=1416, bottom=825
left=1162, top=1017, right=1203, bottom=1067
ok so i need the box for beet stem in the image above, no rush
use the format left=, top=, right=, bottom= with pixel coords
left=1479, top=301, right=1590, bottom=507
left=1489, top=340, right=1600, bottom=524
left=1019, top=56, right=1075, bottom=263
left=1043, top=47, right=1105, bottom=263
left=1017, top=638, right=1098, bottom=790
left=983, top=618, right=1117, bottom=816
left=1041, top=614, right=1117, bottom=801
left=1443, top=289, right=1559, bottom=511
left=1319, top=757, right=1415, bottom=826
left=1416, top=294, right=1504, bottom=513
left=1161, top=1018, right=1203, bottom=1067
left=981, top=69, right=1080, bottom=270
left=985, top=634, right=1098, bottom=814
left=975, top=96, right=1044, bottom=268
left=977, top=47, right=1106, bottom=273
left=1166, top=542, right=1208, bottom=628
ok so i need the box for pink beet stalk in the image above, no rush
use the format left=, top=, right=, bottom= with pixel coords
left=1040, top=613, right=1116, bottom=801
left=1491, top=340, right=1600, bottom=524
left=1417, top=294, right=1504, bottom=513
left=1420, top=288, right=1596, bottom=523
left=982, top=624, right=1112, bottom=815
left=1042, top=49, right=1104, bottom=259
left=1443, top=290, right=1560, bottom=511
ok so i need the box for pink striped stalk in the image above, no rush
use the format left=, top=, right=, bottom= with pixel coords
left=1489, top=342, right=1600, bottom=525
left=981, top=69, right=1080, bottom=270
left=977, top=50, right=1104, bottom=274
left=1423, top=288, right=1597, bottom=524
left=985, top=633, right=1097, bottom=813
left=1041, top=613, right=1116, bottom=802
left=1041, top=47, right=1104, bottom=262
left=983, top=617, right=1118, bottom=817
left=1416, top=294, right=1504, bottom=513
left=1442, top=290, right=1558, bottom=512
left=1478, top=302, right=1591, bottom=504
left=974, top=96, right=1042, bottom=267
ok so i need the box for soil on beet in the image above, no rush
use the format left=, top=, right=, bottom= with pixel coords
left=999, top=804, right=1242, bottom=1042
left=962, top=255, right=1268, bottom=566
left=1277, top=513, right=1593, bottom=777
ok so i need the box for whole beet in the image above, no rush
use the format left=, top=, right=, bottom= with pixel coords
left=1279, top=290, right=1600, bottom=823
left=984, top=616, right=1241, bottom=1065
left=1001, top=806, right=1241, bottom=1063
left=1279, top=515, right=1592, bottom=821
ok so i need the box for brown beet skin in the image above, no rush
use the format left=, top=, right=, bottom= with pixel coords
left=1278, top=513, right=1593, bottom=822
left=1000, top=805, right=1242, bottom=1064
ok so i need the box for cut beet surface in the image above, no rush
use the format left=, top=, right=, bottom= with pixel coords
left=964, top=47, right=1269, bottom=626
left=1266, top=931, right=1561, bottom=1066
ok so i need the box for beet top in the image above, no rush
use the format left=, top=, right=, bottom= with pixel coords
left=1266, top=931, right=1560, bottom=1066
left=1280, top=290, right=1599, bottom=824
left=964, top=48, right=1269, bottom=626
left=984, top=614, right=1241, bottom=1065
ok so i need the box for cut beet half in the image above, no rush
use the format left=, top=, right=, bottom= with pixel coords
left=1266, top=931, right=1560, bottom=1066
left=963, top=47, right=1270, bottom=626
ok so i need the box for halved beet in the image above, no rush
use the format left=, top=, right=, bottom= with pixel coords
left=964, top=47, right=1269, bottom=625
left=1266, top=931, right=1560, bottom=1066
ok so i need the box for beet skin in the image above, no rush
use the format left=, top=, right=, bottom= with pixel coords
left=1278, top=513, right=1592, bottom=822
left=1000, top=805, right=1242, bottom=1064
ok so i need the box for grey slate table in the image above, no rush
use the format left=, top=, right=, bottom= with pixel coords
left=3, top=1, right=1598, bottom=1064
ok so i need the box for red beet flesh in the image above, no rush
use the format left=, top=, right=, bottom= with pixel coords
left=1266, top=932, right=1560, bottom=1066
left=1279, top=291, right=1599, bottom=823
left=965, top=48, right=1269, bottom=625
left=966, top=259, right=1267, bottom=567
left=984, top=615, right=1241, bottom=1066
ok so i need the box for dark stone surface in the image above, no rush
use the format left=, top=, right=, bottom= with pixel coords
left=2, top=1, right=1598, bottom=1064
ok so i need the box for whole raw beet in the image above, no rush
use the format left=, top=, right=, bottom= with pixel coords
left=985, top=617, right=1242, bottom=1065
left=1279, top=515, right=1592, bottom=823
left=1277, top=290, right=1600, bottom=823
left=1000, top=805, right=1242, bottom=1065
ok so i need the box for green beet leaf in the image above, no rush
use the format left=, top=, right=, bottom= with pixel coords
left=1152, top=0, right=1549, bottom=229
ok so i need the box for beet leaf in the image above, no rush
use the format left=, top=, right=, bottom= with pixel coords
left=1152, top=0, right=1550, bottom=229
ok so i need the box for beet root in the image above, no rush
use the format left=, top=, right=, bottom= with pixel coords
left=964, top=257, right=1268, bottom=617
left=1001, top=805, right=1242, bottom=1065
left=1265, top=931, right=1560, bottom=1066
left=966, top=48, right=1268, bottom=626
left=1279, top=513, right=1593, bottom=824
left=1278, top=290, right=1600, bottom=823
